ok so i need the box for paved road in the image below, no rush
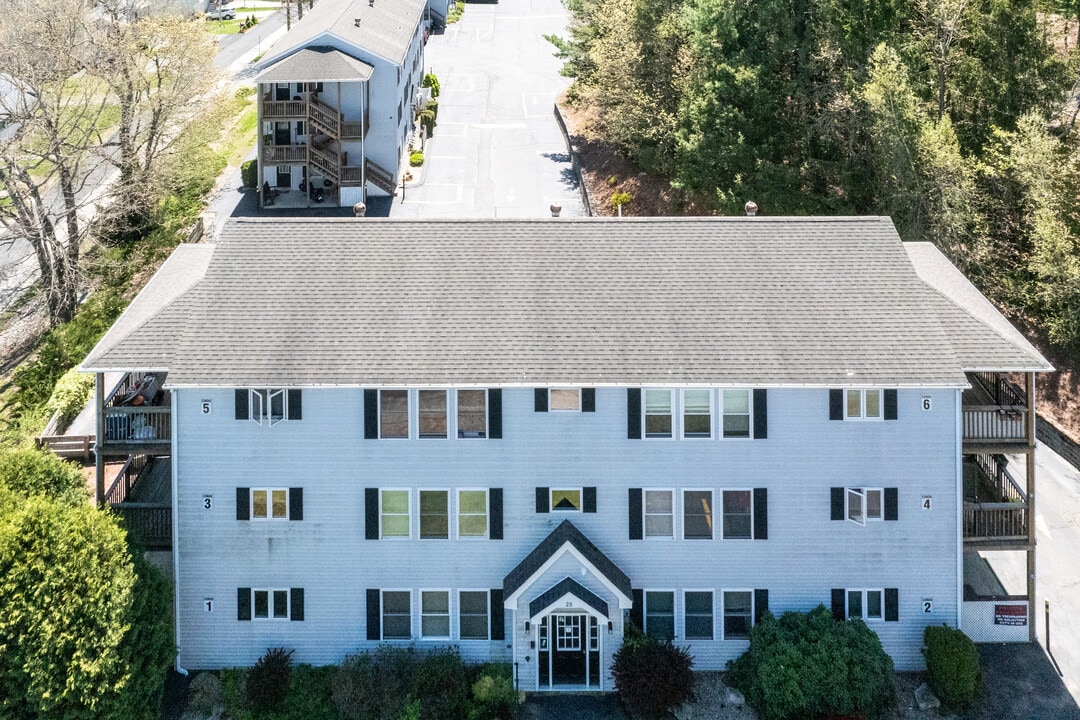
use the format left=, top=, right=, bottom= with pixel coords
left=982, top=444, right=1080, bottom=705
left=390, top=0, right=584, bottom=218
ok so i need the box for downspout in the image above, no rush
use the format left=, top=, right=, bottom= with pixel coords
left=256, top=85, right=264, bottom=209
left=955, top=387, right=963, bottom=632
left=171, top=388, right=181, bottom=669
left=361, top=81, right=366, bottom=202
left=1026, top=372, right=1037, bottom=642
left=95, top=372, right=105, bottom=506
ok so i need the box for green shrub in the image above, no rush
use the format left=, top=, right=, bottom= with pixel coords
left=241, top=159, right=258, bottom=188
left=333, top=647, right=412, bottom=720
left=281, top=665, right=338, bottom=720
left=727, top=606, right=895, bottom=720
left=235, top=85, right=256, bottom=99
left=45, top=368, right=94, bottom=427
left=468, top=667, right=517, bottom=720
left=422, top=72, right=441, bottom=98
left=612, top=625, right=695, bottom=720
left=0, top=447, right=87, bottom=505
left=427, top=98, right=438, bottom=121
left=610, top=191, right=631, bottom=212
left=410, top=152, right=425, bottom=167
left=419, top=109, right=436, bottom=137
left=923, top=625, right=980, bottom=709
left=245, top=647, right=293, bottom=713
left=415, top=648, right=470, bottom=719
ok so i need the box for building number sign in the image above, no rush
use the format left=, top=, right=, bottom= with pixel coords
left=921, top=496, right=932, bottom=511
left=203, top=494, right=213, bottom=510
left=923, top=599, right=933, bottom=614
left=201, top=399, right=212, bottom=415
left=204, top=598, right=214, bottom=613
left=921, top=396, right=932, bottom=411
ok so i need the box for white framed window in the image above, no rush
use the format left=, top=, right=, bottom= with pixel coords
left=682, top=389, right=712, bottom=439
left=551, top=488, right=582, bottom=512
left=721, top=490, right=753, bottom=539
left=380, top=489, right=410, bottom=538
left=846, top=487, right=883, bottom=526
left=419, top=390, right=448, bottom=439
left=683, top=489, right=714, bottom=540
left=644, top=389, right=674, bottom=439
left=253, top=588, right=290, bottom=621
left=457, top=489, right=488, bottom=538
left=419, top=489, right=449, bottom=539
left=845, top=389, right=882, bottom=421
left=458, top=590, right=489, bottom=639
left=684, top=590, right=714, bottom=640
left=250, top=389, right=288, bottom=426
left=555, top=614, right=582, bottom=650
left=847, top=589, right=884, bottom=621
left=644, top=489, right=674, bottom=538
left=379, top=389, right=410, bottom=438
left=420, top=590, right=451, bottom=639
left=721, top=389, right=751, bottom=438
left=382, top=590, right=412, bottom=639
left=456, top=389, right=487, bottom=438
left=251, top=488, right=289, bottom=520
left=549, top=388, right=580, bottom=411
left=722, top=590, right=753, bottom=639
left=644, top=590, right=675, bottom=640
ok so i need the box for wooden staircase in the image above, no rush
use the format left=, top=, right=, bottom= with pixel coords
left=365, top=158, right=396, bottom=194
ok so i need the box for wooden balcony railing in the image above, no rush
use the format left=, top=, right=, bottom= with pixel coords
left=113, top=504, right=171, bottom=550
left=309, top=145, right=339, bottom=180
left=262, top=145, right=307, bottom=163
left=262, top=100, right=306, bottom=118
left=963, top=502, right=1028, bottom=543
left=103, top=406, right=170, bottom=444
left=103, top=453, right=149, bottom=506
left=341, top=165, right=364, bottom=185
left=308, top=96, right=340, bottom=137
left=962, top=406, right=1028, bottom=443
left=365, top=158, right=396, bottom=193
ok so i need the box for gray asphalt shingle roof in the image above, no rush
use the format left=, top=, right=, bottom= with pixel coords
left=259, top=0, right=426, bottom=68
left=505, top=520, right=633, bottom=602
left=80, top=217, right=1048, bottom=387
left=255, top=47, right=374, bottom=83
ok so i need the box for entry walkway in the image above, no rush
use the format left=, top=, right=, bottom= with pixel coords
left=391, top=0, right=585, bottom=218
left=519, top=693, right=626, bottom=720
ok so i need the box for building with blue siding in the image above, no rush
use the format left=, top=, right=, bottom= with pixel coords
left=83, top=217, right=1051, bottom=689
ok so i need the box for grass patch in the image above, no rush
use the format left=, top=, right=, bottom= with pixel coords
left=204, top=18, right=243, bottom=34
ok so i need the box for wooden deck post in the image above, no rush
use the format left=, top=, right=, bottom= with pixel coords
left=1026, top=371, right=1037, bottom=642
left=94, top=372, right=105, bottom=507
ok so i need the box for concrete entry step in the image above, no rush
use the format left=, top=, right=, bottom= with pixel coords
left=518, top=693, right=625, bottom=720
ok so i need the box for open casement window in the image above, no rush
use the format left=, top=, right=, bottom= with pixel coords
left=419, top=490, right=449, bottom=539
left=459, top=590, right=490, bottom=639
left=421, top=590, right=450, bottom=639
left=457, top=489, right=488, bottom=538
left=418, top=390, right=448, bottom=438
left=644, top=389, right=673, bottom=439
left=682, top=389, right=712, bottom=439
left=240, top=389, right=301, bottom=425
left=845, top=488, right=883, bottom=526
left=644, top=591, right=675, bottom=641
left=380, top=490, right=410, bottom=538
left=380, top=390, right=409, bottom=438
left=721, top=389, right=751, bottom=438
left=456, top=389, right=487, bottom=438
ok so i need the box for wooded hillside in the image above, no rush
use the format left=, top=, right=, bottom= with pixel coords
left=550, top=0, right=1080, bottom=359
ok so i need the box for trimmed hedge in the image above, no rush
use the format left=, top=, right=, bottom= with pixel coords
left=923, top=625, right=980, bottom=709
left=612, top=625, right=695, bottom=719
left=45, top=368, right=94, bottom=427
left=727, top=605, right=896, bottom=720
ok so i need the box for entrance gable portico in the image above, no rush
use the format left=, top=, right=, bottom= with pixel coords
left=529, top=577, right=610, bottom=620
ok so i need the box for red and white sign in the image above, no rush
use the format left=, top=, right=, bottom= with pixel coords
left=994, top=604, right=1027, bottom=626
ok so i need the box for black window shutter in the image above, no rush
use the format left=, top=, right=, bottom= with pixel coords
left=627, top=389, right=641, bottom=439
left=290, top=588, right=304, bottom=621
left=754, top=589, right=769, bottom=623
left=583, top=487, right=597, bottom=513
left=535, top=487, right=549, bottom=513
left=829, top=389, right=843, bottom=420
left=630, top=589, right=644, bottom=631
left=830, top=487, right=844, bottom=521
left=235, top=389, right=249, bottom=420
left=753, top=389, right=768, bottom=439
left=534, top=388, right=548, bottom=412
left=366, top=589, right=381, bottom=640
left=753, top=488, right=768, bottom=540
left=884, top=389, right=898, bottom=420
left=884, top=488, right=898, bottom=521
left=236, top=487, right=250, bottom=521
left=885, top=588, right=899, bottom=621
left=488, top=389, right=502, bottom=439
left=365, top=488, right=379, bottom=540
left=489, top=488, right=503, bottom=539
left=364, top=389, right=378, bottom=439
left=287, top=389, right=302, bottom=420
left=628, top=488, right=643, bottom=540
left=831, top=589, right=846, bottom=621
left=238, top=587, right=251, bottom=621
left=582, top=388, right=596, bottom=412
left=490, top=589, right=505, bottom=640
left=289, top=487, right=303, bottom=521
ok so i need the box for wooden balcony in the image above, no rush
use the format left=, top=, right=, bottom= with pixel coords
left=262, top=99, right=306, bottom=118
left=963, top=453, right=1029, bottom=548
left=105, top=454, right=171, bottom=551
left=962, top=372, right=1032, bottom=452
left=98, top=372, right=171, bottom=455
left=262, top=144, right=308, bottom=163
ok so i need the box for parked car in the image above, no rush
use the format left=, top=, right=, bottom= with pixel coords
left=205, top=4, right=236, bottom=19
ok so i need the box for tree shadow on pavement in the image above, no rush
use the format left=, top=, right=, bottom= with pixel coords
left=965, top=643, right=1080, bottom=720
